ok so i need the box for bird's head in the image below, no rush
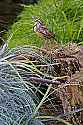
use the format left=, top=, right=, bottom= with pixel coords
left=32, top=16, right=43, bottom=24
left=32, top=16, right=39, bottom=22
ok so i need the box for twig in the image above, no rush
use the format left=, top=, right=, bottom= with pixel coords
left=28, top=77, right=61, bottom=85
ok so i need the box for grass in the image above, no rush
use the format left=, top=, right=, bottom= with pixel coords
left=7, top=0, right=83, bottom=48
left=0, top=46, right=63, bottom=125
left=0, top=44, right=83, bottom=125
left=0, top=46, right=45, bottom=125
left=1, top=0, right=83, bottom=124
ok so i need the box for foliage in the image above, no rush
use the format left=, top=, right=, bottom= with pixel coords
left=0, top=47, right=45, bottom=125
left=0, top=44, right=83, bottom=125
left=8, top=0, right=83, bottom=48
left=0, top=45, right=72, bottom=125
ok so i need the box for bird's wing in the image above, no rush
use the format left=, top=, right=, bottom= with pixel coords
left=39, top=26, right=54, bottom=38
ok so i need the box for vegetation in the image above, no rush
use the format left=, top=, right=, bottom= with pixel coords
left=8, top=0, right=83, bottom=48
left=0, top=0, right=83, bottom=125
left=0, top=47, right=44, bottom=125
left=0, top=44, right=83, bottom=125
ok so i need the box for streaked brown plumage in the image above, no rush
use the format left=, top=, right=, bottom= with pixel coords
left=33, top=17, right=55, bottom=39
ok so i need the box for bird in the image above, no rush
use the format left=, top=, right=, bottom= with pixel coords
left=32, top=16, right=55, bottom=39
